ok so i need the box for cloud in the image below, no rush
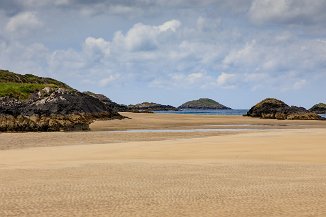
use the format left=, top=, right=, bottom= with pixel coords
left=113, top=20, right=181, bottom=51
left=216, top=72, right=237, bottom=88
left=98, top=74, right=119, bottom=87
left=5, top=11, right=43, bottom=34
left=249, top=0, right=326, bottom=25
left=0, top=1, right=325, bottom=106
left=150, top=71, right=214, bottom=89
left=223, top=41, right=257, bottom=67
left=83, top=37, right=110, bottom=58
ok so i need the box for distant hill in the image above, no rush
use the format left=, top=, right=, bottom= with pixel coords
left=0, top=69, right=123, bottom=131
left=309, top=103, right=326, bottom=114
left=128, top=102, right=178, bottom=112
left=178, top=98, right=231, bottom=110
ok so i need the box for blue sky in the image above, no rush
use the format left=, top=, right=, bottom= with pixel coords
left=0, top=0, right=325, bottom=108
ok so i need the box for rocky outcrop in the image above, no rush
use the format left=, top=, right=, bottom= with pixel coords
left=309, top=103, right=326, bottom=114
left=0, top=70, right=123, bottom=132
left=178, top=98, right=231, bottom=110
left=246, top=98, right=322, bottom=120
left=128, top=102, right=178, bottom=112
left=0, top=114, right=90, bottom=132
left=84, top=91, right=129, bottom=112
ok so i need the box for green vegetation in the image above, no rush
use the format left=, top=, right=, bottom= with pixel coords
left=314, top=103, right=326, bottom=108
left=309, top=103, right=326, bottom=113
left=0, top=69, right=71, bottom=89
left=0, top=83, right=59, bottom=100
left=190, top=98, right=221, bottom=107
left=0, top=69, right=74, bottom=100
left=183, top=98, right=224, bottom=107
left=179, top=98, right=230, bottom=109
left=254, top=98, right=287, bottom=108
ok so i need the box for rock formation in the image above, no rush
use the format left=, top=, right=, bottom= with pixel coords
left=128, top=102, right=178, bottom=112
left=309, top=103, right=326, bottom=114
left=0, top=70, right=123, bottom=132
left=84, top=91, right=129, bottom=112
left=246, top=98, right=322, bottom=120
left=178, top=98, right=231, bottom=110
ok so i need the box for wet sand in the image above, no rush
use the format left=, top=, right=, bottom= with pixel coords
left=1, top=112, right=325, bottom=150
left=0, top=113, right=326, bottom=216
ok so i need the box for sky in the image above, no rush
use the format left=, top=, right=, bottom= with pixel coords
left=0, top=0, right=325, bottom=108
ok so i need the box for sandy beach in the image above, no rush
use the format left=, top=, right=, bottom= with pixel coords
left=1, top=113, right=326, bottom=216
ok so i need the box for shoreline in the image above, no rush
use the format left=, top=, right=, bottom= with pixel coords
left=1, top=112, right=325, bottom=150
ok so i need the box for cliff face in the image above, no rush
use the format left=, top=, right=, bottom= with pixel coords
left=0, top=70, right=123, bottom=132
left=246, top=98, right=322, bottom=120
left=309, top=103, right=326, bottom=114
left=128, top=102, right=178, bottom=112
left=178, top=98, right=231, bottom=110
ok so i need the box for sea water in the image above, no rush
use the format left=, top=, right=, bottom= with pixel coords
left=320, top=114, right=326, bottom=118
left=154, top=109, right=249, bottom=116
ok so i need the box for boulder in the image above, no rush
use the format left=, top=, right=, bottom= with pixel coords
left=246, top=98, right=322, bottom=120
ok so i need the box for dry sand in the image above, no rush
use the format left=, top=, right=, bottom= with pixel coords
left=0, top=113, right=326, bottom=216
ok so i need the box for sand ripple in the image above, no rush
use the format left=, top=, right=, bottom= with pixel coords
left=1, top=161, right=326, bottom=217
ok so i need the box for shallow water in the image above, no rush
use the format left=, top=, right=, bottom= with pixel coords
left=111, top=128, right=264, bottom=133
left=154, top=109, right=248, bottom=116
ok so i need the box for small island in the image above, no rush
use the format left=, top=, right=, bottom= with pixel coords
left=178, top=98, right=231, bottom=110
left=128, top=102, right=178, bottom=112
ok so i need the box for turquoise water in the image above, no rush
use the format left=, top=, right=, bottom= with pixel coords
left=154, top=109, right=248, bottom=116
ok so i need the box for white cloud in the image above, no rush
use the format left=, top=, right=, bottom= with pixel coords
left=113, top=20, right=181, bottom=51
left=5, top=12, right=43, bottom=34
left=0, top=5, right=325, bottom=104
left=249, top=0, right=326, bottom=25
left=83, top=37, right=110, bottom=57
left=216, top=72, right=237, bottom=88
left=98, top=74, right=119, bottom=87
left=223, top=41, right=257, bottom=67
left=158, top=19, right=181, bottom=32
left=150, top=71, right=213, bottom=89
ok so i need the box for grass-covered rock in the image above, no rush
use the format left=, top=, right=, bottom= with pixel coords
left=246, top=98, right=322, bottom=120
left=128, top=102, right=178, bottom=112
left=309, top=103, right=326, bottom=114
left=0, top=69, right=123, bottom=132
left=178, top=98, right=231, bottom=110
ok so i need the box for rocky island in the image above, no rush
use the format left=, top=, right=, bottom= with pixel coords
left=309, top=103, right=326, bottom=114
left=246, top=98, right=322, bottom=120
left=0, top=70, right=123, bottom=132
left=128, top=102, right=178, bottom=112
left=178, top=98, right=231, bottom=110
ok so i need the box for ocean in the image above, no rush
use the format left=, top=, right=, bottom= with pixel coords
left=320, top=114, right=326, bottom=118
left=154, top=109, right=249, bottom=116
